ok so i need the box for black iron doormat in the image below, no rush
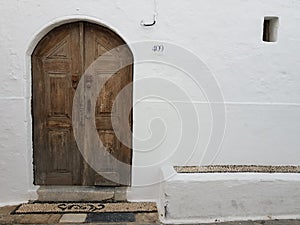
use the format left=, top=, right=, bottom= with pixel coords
left=12, top=202, right=157, bottom=214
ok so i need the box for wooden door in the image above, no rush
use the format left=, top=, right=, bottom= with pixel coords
left=32, top=22, right=133, bottom=186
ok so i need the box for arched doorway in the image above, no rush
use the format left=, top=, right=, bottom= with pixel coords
left=32, top=22, right=133, bottom=186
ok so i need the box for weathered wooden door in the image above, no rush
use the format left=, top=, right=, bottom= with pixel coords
left=32, top=22, right=133, bottom=186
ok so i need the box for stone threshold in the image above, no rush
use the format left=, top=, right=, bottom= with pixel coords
left=37, top=186, right=127, bottom=202
left=174, top=165, right=300, bottom=173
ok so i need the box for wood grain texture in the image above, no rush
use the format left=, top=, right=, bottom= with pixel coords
left=32, top=22, right=133, bottom=186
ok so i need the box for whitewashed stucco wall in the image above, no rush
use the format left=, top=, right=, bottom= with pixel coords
left=0, top=0, right=300, bottom=205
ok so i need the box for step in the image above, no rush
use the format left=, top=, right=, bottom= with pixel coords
left=37, top=186, right=127, bottom=202
left=158, top=166, right=300, bottom=224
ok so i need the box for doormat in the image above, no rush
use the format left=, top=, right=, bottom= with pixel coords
left=86, top=212, right=136, bottom=223
left=12, top=202, right=157, bottom=214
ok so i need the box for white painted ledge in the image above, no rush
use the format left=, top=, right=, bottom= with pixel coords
left=158, top=166, right=300, bottom=224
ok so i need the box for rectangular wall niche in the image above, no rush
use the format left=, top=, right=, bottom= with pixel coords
left=263, top=16, right=279, bottom=42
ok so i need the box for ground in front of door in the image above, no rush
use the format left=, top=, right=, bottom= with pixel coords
left=1, top=205, right=299, bottom=225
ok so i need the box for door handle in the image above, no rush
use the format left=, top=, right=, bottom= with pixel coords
left=72, top=75, right=79, bottom=89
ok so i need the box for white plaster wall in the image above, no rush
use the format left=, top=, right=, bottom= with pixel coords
left=0, top=0, right=300, bottom=205
left=159, top=167, right=300, bottom=223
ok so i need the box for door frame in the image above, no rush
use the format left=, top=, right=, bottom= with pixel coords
left=26, top=16, right=134, bottom=190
